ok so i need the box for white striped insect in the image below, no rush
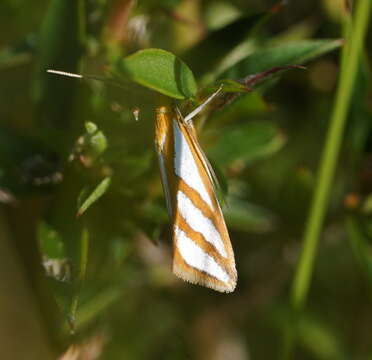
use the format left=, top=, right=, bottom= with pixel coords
left=47, top=69, right=237, bottom=292
left=155, top=89, right=237, bottom=292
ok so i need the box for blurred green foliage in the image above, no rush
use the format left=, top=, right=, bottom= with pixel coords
left=0, top=0, right=372, bottom=359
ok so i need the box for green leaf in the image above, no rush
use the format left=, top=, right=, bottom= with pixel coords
left=77, top=177, right=111, bottom=217
left=220, top=39, right=342, bottom=80
left=117, top=49, right=197, bottom=99
left=217, top=79, right=249, bottom=93
left=204, top=1, right=241, bottom=30
left=74, top=122, right=107, bottom=166
left=208, top=121, right=286, bottom=166
left=223, top=198, right=275, bottom=233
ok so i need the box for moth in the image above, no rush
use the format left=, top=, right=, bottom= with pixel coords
left=47, top=70, right=237, bottom=292
left=154, top=90, right=237, bottom=293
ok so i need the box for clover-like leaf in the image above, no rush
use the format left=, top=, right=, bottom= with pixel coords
left=118, top=49, right=197, bottom=99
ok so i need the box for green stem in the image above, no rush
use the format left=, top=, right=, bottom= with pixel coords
left=284, top=0, right=371, bottom=357
left=69, top=226, right=89, bottom=334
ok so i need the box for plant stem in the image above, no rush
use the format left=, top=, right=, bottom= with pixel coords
left=69, top=226, right=89, bottom=333
left=284, top=0, right=371, bottom=357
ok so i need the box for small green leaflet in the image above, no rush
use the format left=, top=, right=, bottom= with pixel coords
left=77, top=177, right=111, bottom=217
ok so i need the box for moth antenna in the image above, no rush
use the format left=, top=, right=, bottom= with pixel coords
left=174, top=106, right=184, bottom=120
left=184, top=85, right=223, bottom=123
left=47, top=69, right=130, bottom=91
left=48, top=69, right=141, bottom=122
left=47, top=70, right=83, bottom=78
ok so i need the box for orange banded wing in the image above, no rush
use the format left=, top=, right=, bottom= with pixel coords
left=155, top=106, right=237, bottom=293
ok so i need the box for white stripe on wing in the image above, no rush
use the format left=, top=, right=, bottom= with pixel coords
left=173, top=119, right=213, bottom=209
left=175, top=226, right=230, bottom=284
left=177, top=190, right=226, bottom=257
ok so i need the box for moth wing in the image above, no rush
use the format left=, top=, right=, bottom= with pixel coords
left=157, top=152, right=173, bottom=218
left=172, top=115, right=237, bottom=292
left=182, top=120, right=223, bottom=202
